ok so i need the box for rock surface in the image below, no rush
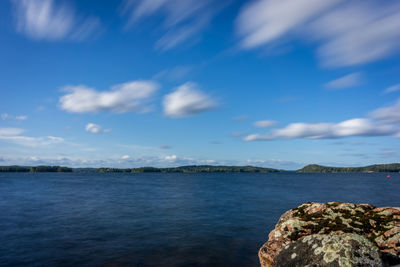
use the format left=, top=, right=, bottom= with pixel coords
left=275, top=233, right=383, bottom=267
left=259, top=202, right=400, bottom=266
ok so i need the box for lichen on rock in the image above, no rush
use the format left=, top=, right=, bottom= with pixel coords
left=258, top=202, right=400, bottom=267
left=275, top=233, right=383, bottom=267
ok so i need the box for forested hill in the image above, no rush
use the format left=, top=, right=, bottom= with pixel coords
left=297, top=164, right=400, bottom=173
left=0, top=166, right=73, bottom=172
left=97, top=165, right=283, bottom=173
left=2, top=164, right=399, bottom=173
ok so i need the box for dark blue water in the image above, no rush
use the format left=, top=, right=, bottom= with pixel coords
left=0, top=172, right=399, bottom=267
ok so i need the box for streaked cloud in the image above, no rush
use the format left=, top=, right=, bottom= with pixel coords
left=153, top=65, right=193, bottom=81
left=0, top=127, right=65, bottom=147
left=232, top=115, right=248, bottom=122
left=85, top=123, right=111, bottom=134
left=15, top=115, right=28, bottom=120
left=371, top=98, right=400, bottom=123
left=245, top=118, right=395, bottom=141
left=231, top=131, right=247, bottom=137
left=59, top=80, right=158, bottom=113
left=254, top=120, right=276, bottom=128
left=237, top=0, right=339, bottom=48
left=1, top=113, right=28, bottom=120
left=384, top=84, right=400, bottom=94
left=325, top=72, right=363, bottom=90
left=122, top=0, right=228, bottom=50
left=163, top=82, right=217, bottom=118
left=245, top=98, right=400, bottom=141
left=0, top=128, right=25, bottom=136
left=12, top=0, right=100, bottom=41
left=164, top=155, right=177, bottom=161
left=121, top=155, right=130, bottom=160
left=236, top=0, right=400, bottom=67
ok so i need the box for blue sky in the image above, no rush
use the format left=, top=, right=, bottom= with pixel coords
left=1, top=0, right=400, bottom=170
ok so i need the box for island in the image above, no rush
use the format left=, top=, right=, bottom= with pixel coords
left=97, top=165, right=284, bottom=173
left=0, top=165, right=73, bottom=172
left=297, top=163, right=400, bottom=173
left=0, top=163, right=399, bottom=173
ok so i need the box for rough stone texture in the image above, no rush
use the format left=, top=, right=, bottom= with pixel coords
left=259, top=202, right=400, bottom=267
left=275, top=233, right=383, bottom=267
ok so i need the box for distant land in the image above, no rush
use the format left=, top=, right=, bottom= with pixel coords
left=296, top=163, right=400, bottom=173
left=97, top=165, right=284, bottom=173
left=0, top=166, right=73, bottom=172
left=0, top=164, right=399, bottom=173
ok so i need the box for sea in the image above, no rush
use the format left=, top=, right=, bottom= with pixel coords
left=1, top=172, right=399, bottom=267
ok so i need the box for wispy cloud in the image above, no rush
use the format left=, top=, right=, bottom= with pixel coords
left=232, top=115, right=248, bottom=122
left=0, top=128, right=25, bottom=135
left=85, top=123, right=111, bottom=134
left=0, top=127, right=65, bottom=147
left=59, top=80, right=158, bottom=113
left=163, top=82, right=217, bottom=118
left=245, top=98, right=400, bottom=141
left=231, top=131, right=247, bottom=137
left=153, top=65, right=193, bottom=81
left=1, top=113, right=27, bottom=120
left=325, top=72, right=363, bottom=90
left=237, top=0, right=339, bottom=48
left=371, top=98, right=400, bottom=123
left=253, top=120, right=276, bottom=128
left=245, top=118, right=395, bottom=141
left=12, top=0, right=100, bottom=41
left=236, top=0, right=400, bottom=67
left=383, top=84, right=400, bottom=94
left=122, top=0, right=229, bottom=50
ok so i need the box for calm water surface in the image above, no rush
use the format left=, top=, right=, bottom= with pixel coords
left=1, top=172, right=399, bottom=266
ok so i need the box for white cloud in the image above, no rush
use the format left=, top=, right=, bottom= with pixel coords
left=121, top=155, right=130, bottom=160
left=59, top=80, right=158, bottom=113
left=15, top=115, right=28, bottom=120
left=1, top=113, right=28, bottom=120
left=154, top=65, right=193, bottom=81
left=384, top=84, right=400, bottom=94
left=325, top=72, right=363, bottom=90
left=1, top=113, right=9, bottom=120
left=0, top=127, right=64, bottom=147
left=237, top=0, right=340, bottom=49
left=12, top=0, right=100, bottom=41
left=244, top=118, right=396, bottom=141
left=164, top=155, right=177, bottom=161
left=254, top=120, right=276, bottom=128
left=85, top=123, right=111, bottom=134
left=236, top=0, right=400, bottom=67
left=232, top=115, right=248, bottom=122
left=231, top=131, right=247, bottom=137
left=371, top=98, right=400, bottom=123
left=0, top=128, right=25, bottom=136
left=314, top=2, right=400, bottom=67
left=122, top=0, right=227, bottom=50
left=245, top=97, right=400, bottom=141
left=163, top=82, right=217, bottom=118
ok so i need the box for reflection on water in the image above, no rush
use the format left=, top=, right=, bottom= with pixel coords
left=0, top=172, right=399, bottom=266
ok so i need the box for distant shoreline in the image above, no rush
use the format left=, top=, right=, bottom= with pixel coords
left=1, top=163, right=400, bottom=173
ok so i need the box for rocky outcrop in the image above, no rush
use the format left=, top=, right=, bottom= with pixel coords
left=275, top=233, right=383, bottom=266
left=259, top=202, right=400, bottom=266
